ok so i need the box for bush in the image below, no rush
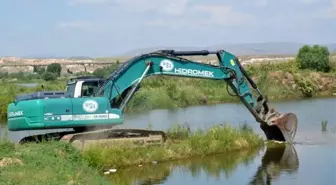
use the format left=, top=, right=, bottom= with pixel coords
left=92, top=68, right=108, bottom=78
left=93, top=63, right=120, bottom=78
left=330, top=56, right=336, bottom=72
left=293, top=74, right=317, bottom=97
left=296, top=45, right=331, bottom=72
left=46, top=63, right=62, bottom=77
left=42, top=72, right=57, bottom=81
left=33, top=66, right=46, bottom=75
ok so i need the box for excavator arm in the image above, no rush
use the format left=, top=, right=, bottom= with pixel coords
left=95, top=49, right=298, bottom=142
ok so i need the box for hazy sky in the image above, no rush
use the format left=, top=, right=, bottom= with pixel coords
left=1, top=0, right=335, bottom=57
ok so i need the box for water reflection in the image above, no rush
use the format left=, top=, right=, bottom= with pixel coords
left=108, top=147, right=261, bottom=185
left=248, top=144, right=299, bottom=185
left=108, top=144, right=299, bottom=185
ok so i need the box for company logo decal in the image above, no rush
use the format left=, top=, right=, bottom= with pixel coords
left=174, top=68, right=214, bottom=77
left=8, top=111, right=23, bottom=117
left=82, top=100, right=99, bottom=113
left=160, top=59, right=174, bottom=71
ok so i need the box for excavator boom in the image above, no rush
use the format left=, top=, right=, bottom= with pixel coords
left=94, top=49, right=298, bottom=142
left=7, top=49, right=298, bottom=149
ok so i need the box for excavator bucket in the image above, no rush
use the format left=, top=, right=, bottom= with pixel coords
left=261, top=113, right=298, bottom=142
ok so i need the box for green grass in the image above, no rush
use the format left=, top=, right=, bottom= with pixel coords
left=82, top=123, right=264, bottom=170
left=0, top=139, right=113, bottom=185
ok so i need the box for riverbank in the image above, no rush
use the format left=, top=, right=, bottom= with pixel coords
left=0, top=124, right=263, bottom=185
left=82, top=124, right=264, bottom=170
left=1, top=60, right=335, bottom=120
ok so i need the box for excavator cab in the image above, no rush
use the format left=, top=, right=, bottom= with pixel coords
left=65, top=76, right=105, bottom=98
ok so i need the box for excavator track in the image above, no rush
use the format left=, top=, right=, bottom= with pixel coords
left=19, top=128, right=167, bottom=151
left=61, top=128, right=167, bottom=150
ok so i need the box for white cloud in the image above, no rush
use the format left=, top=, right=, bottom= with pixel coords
left=68, top=0, right=190, bottom=16
left=250, top=0, right=268, bottom=7
left=55, top=21, right=92, bottom=29
left=118, top=0, right=190, bottom=16
left=332, top=0, right=336, bottom=11
left=66, top=0, right=255, bottom=28
left=297, top=0, right=319, bottom=4
left=68, top=0, right=110, bottom=5
left=145, top=3, right=256, bottom=30
left=193, top=5, right=255, bottom=25
left=247, top=0, right=323, bottom=7
left=152, top=4, right=255, bottom=30
left=328, top=0, right=336, bottom=18
left=312, top=0, right=336, bottom=19
left=145, top=1, right=254, bottom=29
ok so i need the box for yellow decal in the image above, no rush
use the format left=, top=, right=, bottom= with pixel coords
left=230, top=59, right=236, bottom=66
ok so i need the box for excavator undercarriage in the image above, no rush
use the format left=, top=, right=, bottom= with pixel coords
left=7, top=49, right=298, bottom=150
left=18, top=127, right=167, bottom=150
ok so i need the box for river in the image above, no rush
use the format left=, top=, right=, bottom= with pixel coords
left=1, top=97, right=336, bottom=185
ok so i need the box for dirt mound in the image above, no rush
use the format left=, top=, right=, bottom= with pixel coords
left=268, top=71, right=336, bottom=91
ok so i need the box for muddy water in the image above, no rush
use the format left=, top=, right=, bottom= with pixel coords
left=0, top=98, right=336, bottom=185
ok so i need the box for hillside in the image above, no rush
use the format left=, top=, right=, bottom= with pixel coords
left=2, top=42, right=335, bottom=59
left=120, top=42, right=336, bottom=57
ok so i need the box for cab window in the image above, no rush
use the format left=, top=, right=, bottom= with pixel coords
left=81, top=81, right=99, bottom=97
left=66, top=83, right=76, bottom=97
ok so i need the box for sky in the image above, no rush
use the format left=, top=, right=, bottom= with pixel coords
left=0, top=0, right=335, bottom=57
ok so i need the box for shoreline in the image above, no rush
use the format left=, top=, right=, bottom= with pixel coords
left=83, top=124, right=264, bottom=170
left=0, top=123, right=264, bottom=185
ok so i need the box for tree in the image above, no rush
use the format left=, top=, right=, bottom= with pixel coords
left=93, top=64, right=119, bottom=78
left=42, top=72, right=57, bottom=81
left=33, top=66, right=46, bottom=75
left=46, top=63, right=62, bottom=77
left=92, top=68, right=107, bottom=78
left=296, top=45, right=330, bottom=72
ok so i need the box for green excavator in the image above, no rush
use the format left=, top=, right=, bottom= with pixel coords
left=7, top=49, right=298, bottom=150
